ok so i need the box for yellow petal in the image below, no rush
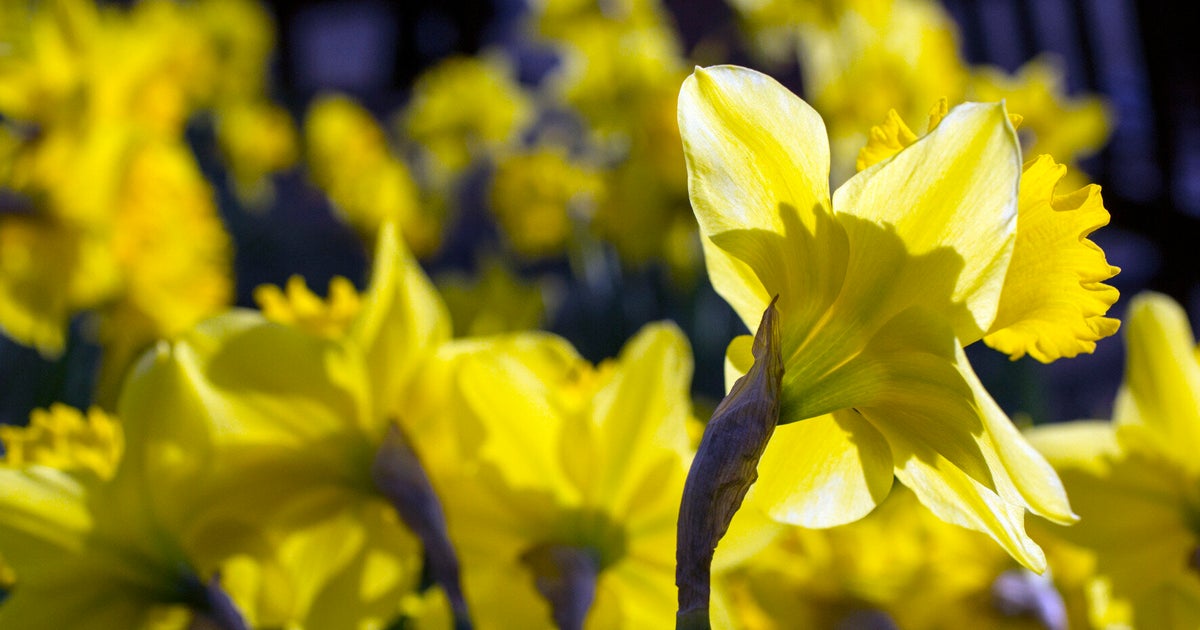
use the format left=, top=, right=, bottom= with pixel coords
left=842, top=319, right=1051, bottom=570
left=754, top=410, right=894, bottom=528
left=854, top=108, right=918, bottom=171
left=0, top=216, right=81, bottom=355
left=833, top=100, right=1021, bottom=342
left=875, top=421, right=1048, bottom=572
left=588, top=322, right=693, bottom=510
left=457, top=335, right=581, bottom=497
left=678, top=65, right=846, bottom=332
left=350, top=221, right=451, bottom=424
left=1030, top=422, right=1194, bottom=602
left=116, top=310, right=375, bottom=546
left=1111, top=292, right=1200, bottom=473
left=1024, top=420, right=1121, bottom=474
left=0, top=466, right=90, bottom=569
left=966, top=352, right=1076, bottom=525
left=984, top=155, right=1120, bottom=361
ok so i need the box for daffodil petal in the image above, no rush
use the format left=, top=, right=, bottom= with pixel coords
left=0, top=467, right=90, bottom=570
left=1023, top=420, right=1121, bottom=474
left=678, top=65, right=845, bottom=331
left=1029, top=422, right=1194, bottom=600
left=833, top=316, right=1049, bottom=570
left=754, top=409, right=894, bottom=528
left=350, top=221, right=451, bottom=422
left=1111, top=292, right=1200, bottom=473
left=590, top=322, right=693, bottom=508
left=834, top=101, right=1020, bottom=341
left=984, top=155, right=1119, bottom=361
left=458, top=337, right=579, bottom=496
left=117, top=310, right=375, bottom=544
left=876, top=421, right=1048, bottom=572
left=967, top=350, right=1076, bottom=525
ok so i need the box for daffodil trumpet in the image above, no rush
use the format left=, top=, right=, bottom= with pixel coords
left=676, top=299, right=782, bottom=629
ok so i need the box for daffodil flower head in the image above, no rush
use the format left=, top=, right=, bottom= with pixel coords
left=489, top=145, right=603, bottom=259
left=400, top=54, right=533, bottom=176
left=0, top=404, right=251, bottom=629
left=679, top=64, right=1082, bottom=571
left=441, top=323, right=694, bottom=628
left=1028, top=292, right=1200, bottom=626
left=968, top=56, right=1112, bottom=189
left=305, top=95, right=435, bottom=254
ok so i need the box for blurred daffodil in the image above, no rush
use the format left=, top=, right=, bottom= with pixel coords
left=436, top=259, right=551, bottom=337
left=216, top=101, right=298, bottom=205
left=0, top=404, right=248, bottom=629
left=305, top=95, right=440, bottom=255
left=489, top=145, right=603, bottom=259
left=439, top=322, right=695, bottom=628
left=0, top=0, right=244, bottom=403
left=401, top=54, right=533, bottom=178
left=118, top=222, right=468, bottom=627
left=1028, top=292, right=1200, bottom=627
left=679, top=65, right=1103, bottom=571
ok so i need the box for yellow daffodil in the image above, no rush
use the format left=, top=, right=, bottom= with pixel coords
left=678, top=65, right=1115, bottom=571
left=305, top=94, right=439, bottom=255
left=400, top=54, right=533, bottom=177
left=117, top=221, right=465, bottom=627
left=216, top=101, right=298, bottom=205
left=0, top=0, right=236, bottom=386
left=793, top=0, right=969, bottom=180
left=437, top=322, right=695, bottom=628
left=1027, top=292, right=1200, bottom=627
left=0, top=404, right=249, bottom=629
left=489, top=145, right=603, bottom=258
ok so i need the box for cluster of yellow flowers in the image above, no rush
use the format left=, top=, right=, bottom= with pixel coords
left=0, top=0, right=1191, bottom=628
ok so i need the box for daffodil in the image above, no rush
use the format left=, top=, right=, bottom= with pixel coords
left=0, top=404, right=248, bottom=629
left=117, top=222, right=468, bottom=627
left=0, top=0, right=237, bottom=394
left=436, top=259, right=550, bottom=337
left=436, top=322, right=695, bottom=628
left=791, top=0, right=970, bottom=180
left=1027, top=292, right=1200, bottom=627
left=305, top=95, right=439, bottom=255
left=400, top=54, right=533, bottom=177
left=678, top=65, right=1119, bottom=570
left=489, top=145, right=602, bottom=259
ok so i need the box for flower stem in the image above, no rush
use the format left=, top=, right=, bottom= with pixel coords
left=675, top=298, right=783, bottom=629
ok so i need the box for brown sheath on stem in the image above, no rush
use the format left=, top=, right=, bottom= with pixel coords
left=374, top=422, right=473, bottom=630
left=675, top=298, right=783, bottom=630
